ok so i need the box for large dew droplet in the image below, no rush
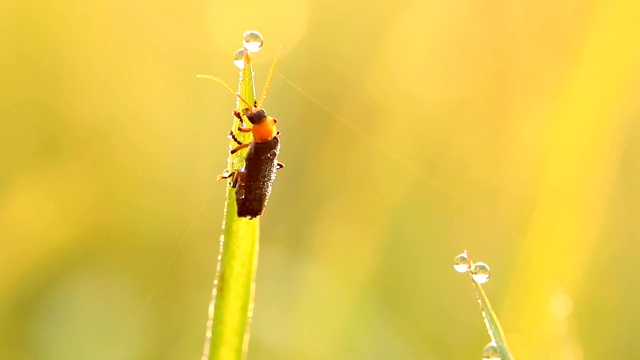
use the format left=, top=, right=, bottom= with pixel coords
left=482, top=342, right=500, bottom=360
left=233, top=48, right=245, bottom=69
left=243, top=30, right=263, bottom=52
left=453, top=252, right=470, bottom=273
left=471, top=262, right=491, bottom=284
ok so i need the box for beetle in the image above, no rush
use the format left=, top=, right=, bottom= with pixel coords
left=220, top=102, right=283, bottom=218
left=214, top=49, right=284, bottom=219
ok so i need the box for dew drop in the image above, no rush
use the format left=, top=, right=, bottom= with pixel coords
left=481, top=342, right=500, bottom=360
left=471, top=262, right=491, bottom=284
left=233, top=48, right=245, bottom=69
left=453, top=252, right=470, bottom=273
left=243, top=30, right=263, bottom=52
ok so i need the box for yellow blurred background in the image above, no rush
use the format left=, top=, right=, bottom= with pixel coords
left=2, top=0, right=640, bottom=359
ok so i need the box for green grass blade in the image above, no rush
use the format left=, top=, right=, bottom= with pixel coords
left=472, top=279, right=513, bottom=360
left=456, top=251, right=514, bottom=359
left=202, top=52, right=260, bottom=360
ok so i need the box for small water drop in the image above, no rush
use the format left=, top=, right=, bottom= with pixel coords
left=471, top=262, right=491, bottom=283
left=453, top=253, right=470, bottom=273
left=233, top=48, right=245, bottom=69
left=481, top=342, right=500, bottom=360
left=243, top=30, right=263, bottom=52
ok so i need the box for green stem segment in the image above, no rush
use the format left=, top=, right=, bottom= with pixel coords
left=473, top=282, right=513, bottom=359
left=203, top=52, right=260, bottom=360
left=466, top=252, right=513, bottom=360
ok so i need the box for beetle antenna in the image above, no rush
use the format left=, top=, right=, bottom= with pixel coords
left=256, top=46, right=282, bottom=109
left=196, top=74, right=253, bottom=109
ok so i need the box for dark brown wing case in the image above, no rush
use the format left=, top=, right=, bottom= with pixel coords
left=236, top=136, right=280, bottom=218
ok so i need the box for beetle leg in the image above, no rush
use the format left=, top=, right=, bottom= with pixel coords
left=217, top=170, right=235, bottom=182
left=231, top=172, right=240, bottom=188
left=276, top=162, right=284, bottom=169
left=217, top=170, right=242, bottom=188
left=230, top=143, right=250, bottom=154
left=233, top=110, right=243, bottom=121
left=228, top=131, right=243, bottom=146
left=233, top=109, right=252, bottom=133
left=234, top=169, right=247, bottom=194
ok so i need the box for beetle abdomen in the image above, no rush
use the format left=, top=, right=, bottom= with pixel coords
left=236, top=137, right=280, bottom=218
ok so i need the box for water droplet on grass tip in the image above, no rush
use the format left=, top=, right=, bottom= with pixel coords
left=471, top=262, right=491, bottom=283
left=453, top=253, right=470, bottom=272
left=233, top=48, right=245, bottom=69
left=482, top=342, right=500, bottom=359
left=243, top=30, right=263, bottom=52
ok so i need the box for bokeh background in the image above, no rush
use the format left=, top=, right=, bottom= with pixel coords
left=2, top=0, right=640, bottom=359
